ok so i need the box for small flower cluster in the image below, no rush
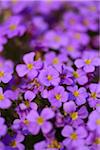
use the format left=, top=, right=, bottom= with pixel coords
left=0, top=1, right=100, bottom=150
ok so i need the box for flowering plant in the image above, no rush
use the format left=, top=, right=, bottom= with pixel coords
left=0, top=1, right=99, bottom=150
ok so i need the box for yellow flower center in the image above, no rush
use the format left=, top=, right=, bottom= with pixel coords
left=95, top=138, right=100, bottom=145
left=52, top=58, right=59, bottom=64
left=48, top=140, right=61, bottom=149
left=70, top=112, right=78, bottom=120
left=91, top=92, right=97, bottom=99
left=55, top=94, right=61, bottom=100
left=47, top=75, right=52, bottom=81
left=37, top=117, right=44, bottom=125
left=73, top=71, right=79, bottom=78
left=85, top=59, right=91, bottom=65
left=96, top=103, right=100, bottom=107
left=70, top=132, right=77, bottom=140
left=0, top=94, right=4, bottom=101
left=54, top=36, right=61, bottom=42
left=88, top=6, right=96, bottom=12
left=96, top=119, right=100, bottom=125
left=69, top=18, right=75, bottom=25
left=73, top=91, right=79, bottom=97
left=46, top=0, right=52, bottom=4
left=9, top=24, right=17, bottom=31
left=64, top=111, right=67, bottom=116
left=83, top=19, right=89, bottom=26
left=23, top=119, right=29, bottom=125
left=24, top=101, right=30, bottom=107
left=10, top=140, right=17, bottom=148
left=11, top=0, right=18, bottom=4
left=74, top=33, right=81, bottom=39
left=4, top=10, right=12, bottom=20
left=27, top=63, right=33, bottom=70
left=0, top=71, right=4, bottom=78
left=67, top=45, right=74, bottom=51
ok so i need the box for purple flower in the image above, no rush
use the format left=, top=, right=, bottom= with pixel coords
left=48, top=86, right=68, bottom=108
left=87, top=110, right=100, bottom=135
left=62, top=66, right=88, bottom=85
left=3, top=133, right=25, bottom=150
left=4, top=16, right=26, bottom=38
left=70, top=106, right=88, bottom=127
left=0, top=63, right=13, bottom=83
left=82, top=15, right=98, bottom=31
left=63, top=11, right=85, bottom=31
left=26, top=108, right=55, bottom=134
left=39, top=66, right=60, bottom=86
left=19, top=90, right=37, bottom=111
left=75, top=51, right=100, bottom=73
left=88, top=83, right=100, bottom=108
left=62, top=125, right=87, bottom=148
left=67, top=85, right=88, bottom=106
left=44, top=52, right=67, bottom=72
left=43, top=30, right=68, bottom=49
left=0, top=87, right=12, bottom=109
left=34, top=139, right=63, bottom=150
left=16, top=52, right=42, bottom=79
left=67, top=31, right=90, bottom=46
left=61, top=40, right=81, bottom=59
left=64, top=102, right=88, bottom=127
left=0, top=117, right=7, bottom=137
left=72, top=69, right=88, bottom=85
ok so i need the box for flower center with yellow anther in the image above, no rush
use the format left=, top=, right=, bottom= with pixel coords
left=55, top=94, right=61, bottom=100
left=37, top=117, right=44, bottom=125
left=96, top=119, right=100, bottom=125
left=24, top=101, right=30, bottom=107
left=91, top=92, right=97, bottom=99
left=23, top=119, right=29, bottom=125
left=73, top=91, right=79, bottom=97
left=48, top=140, right=61, bottom=149
left=0, top=94, right=4, bottom=101
left=54, top=36, right=61, bottom=42
left=73, top=71, right=79, bottom=78
left=96, top=103, right=100, bottom=107
left=0, top=71, right=4, bottom=78
left=64, top=111, right=67, bottom=116
left=52, top=58, right=59, bottom=64
left=69, top=18, right=75, bottom=25
left=74, top=33, right=81, bottom=39
left=9, top=24, right=17, bottom=31
left=47, top=75, right=52, bottom=81
left=4, top=10, right=12, bottom=20
left=88, top=6, right=96, bottom=12
left=85, top=59, right=91, bottom=65
left=32, top=79, right=40, bottom=88
left=70, top=112, right=78, bottom=120
left=27, top=63, right=33, bottom=70
left=95, top=138, right=100, bottom=144
left=83, top=19, right=89, bottom=26
left=11, top=0, right=18, bottom=4
left=70, top=132, right=77, bottom=140
left=46, top=0, right=52, bottom=4
left=67, top=45, right=74, bottom=51
left=10, top=140, right=17, bottom=148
